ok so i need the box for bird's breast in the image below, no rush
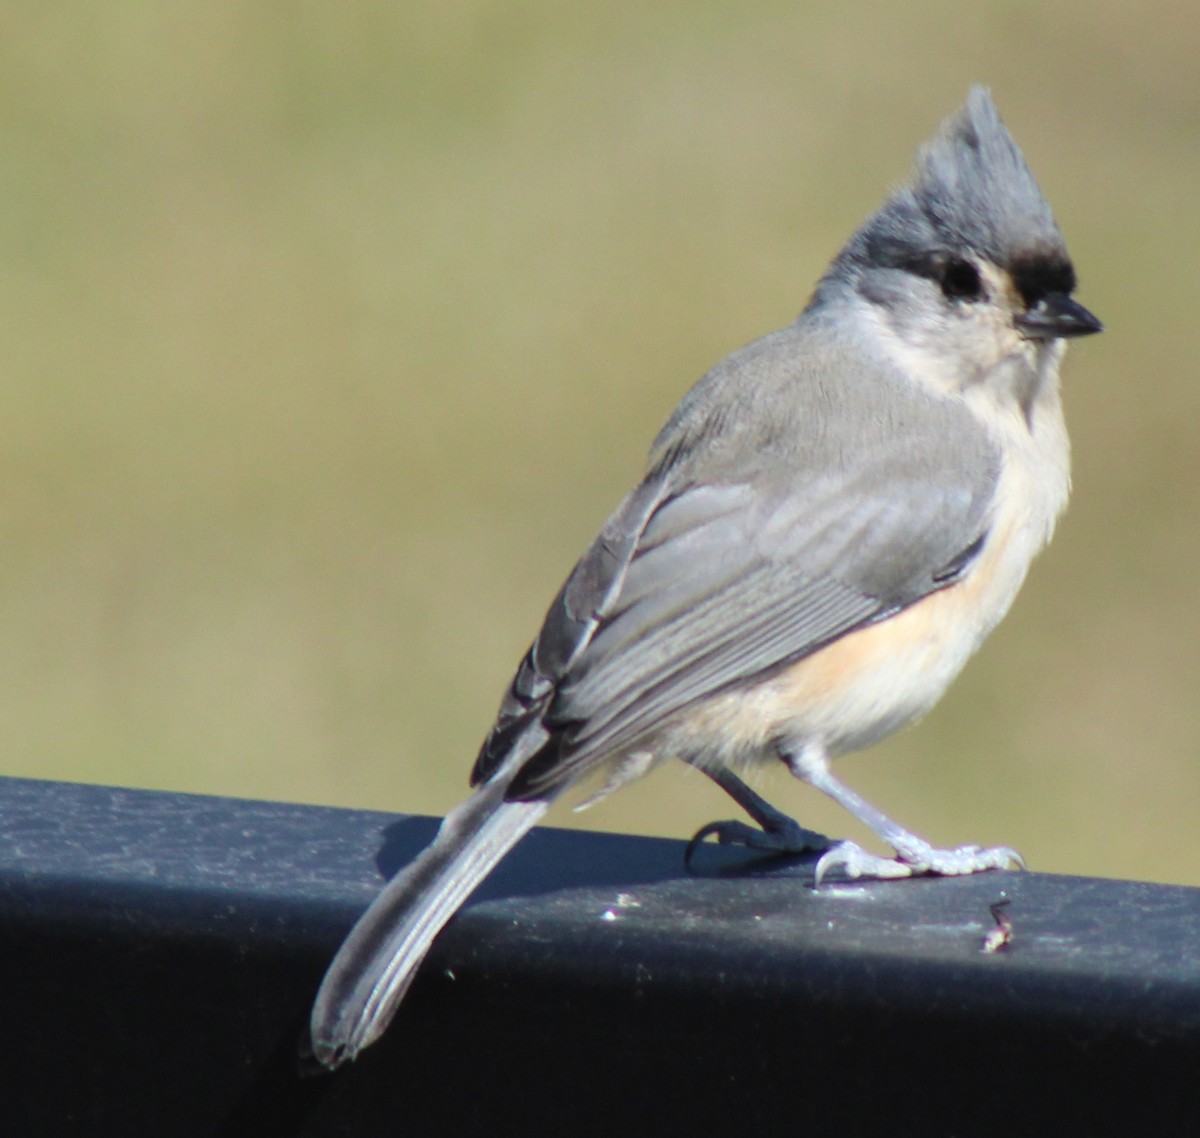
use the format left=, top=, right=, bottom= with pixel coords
left=658, top=385, right=1070, bottom=769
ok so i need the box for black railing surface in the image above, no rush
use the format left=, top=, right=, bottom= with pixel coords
left=1, top=773, right=1198, bottom=1136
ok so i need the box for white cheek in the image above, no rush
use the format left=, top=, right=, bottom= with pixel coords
left=860, top=293, right=1025, bottom=396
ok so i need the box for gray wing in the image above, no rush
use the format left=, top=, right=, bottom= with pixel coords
left=474, top=325, right=1001, bottom=798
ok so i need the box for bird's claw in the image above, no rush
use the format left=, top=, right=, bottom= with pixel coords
left=685, top=816, right=833, bottom=869
left=814, top=840, right=1025, bottom=886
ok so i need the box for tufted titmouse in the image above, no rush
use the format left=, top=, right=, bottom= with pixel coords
left=307, top=87, right=1101, bottom=1068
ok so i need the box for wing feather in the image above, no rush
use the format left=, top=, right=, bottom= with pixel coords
left=477, top=322, right=1002, bottom=798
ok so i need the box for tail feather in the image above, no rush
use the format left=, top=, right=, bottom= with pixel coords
left=308, top=764, right=548, bottom=1069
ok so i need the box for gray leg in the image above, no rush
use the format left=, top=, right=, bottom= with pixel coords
left=783, top=743, right=1024, bottom=885
left=685, top=760, right=834, bottom=867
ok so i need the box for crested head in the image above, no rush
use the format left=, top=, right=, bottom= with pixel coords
left=808, top=88, right=1100, bottom=397
left=825, top=87, right=1074, bottom=295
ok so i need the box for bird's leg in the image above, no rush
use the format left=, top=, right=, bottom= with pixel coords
left=782, top=743, right=1024, bottom=885
left=684, top=760, right=835, bottom=867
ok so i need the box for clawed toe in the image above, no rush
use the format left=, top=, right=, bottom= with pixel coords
left=906, top=842, right=1026, bottom=876
left=685, top=816, right=833, bottom=868
left=814, top=841, right=917, bottom=885
left=814, top=840, right=1025, bottom=886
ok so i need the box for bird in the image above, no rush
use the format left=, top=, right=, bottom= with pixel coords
left=307, top=86, right=1102, bottom=1069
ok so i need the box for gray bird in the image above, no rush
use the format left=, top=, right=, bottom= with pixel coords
left=308, top=86, right=1102, bottom=1069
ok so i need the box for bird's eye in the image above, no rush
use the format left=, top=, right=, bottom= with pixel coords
left=940, top=258, right=983, bottom=301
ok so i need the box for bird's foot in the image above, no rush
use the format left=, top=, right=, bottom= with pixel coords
left=685, top=814, right=834, bottom=868
left=814, top=839, right=1025, bottom=886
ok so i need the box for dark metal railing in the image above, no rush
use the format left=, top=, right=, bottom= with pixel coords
left=1, top=775, right=1198, bottom=1136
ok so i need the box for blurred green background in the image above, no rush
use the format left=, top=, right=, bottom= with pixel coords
left=1, top=4, right=1197, bottom=884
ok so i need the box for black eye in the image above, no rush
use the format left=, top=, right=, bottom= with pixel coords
left=940, top=258, right=983, bottom=301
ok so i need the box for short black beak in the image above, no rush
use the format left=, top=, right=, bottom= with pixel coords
left=1015, top=292, right=1104, bottom=341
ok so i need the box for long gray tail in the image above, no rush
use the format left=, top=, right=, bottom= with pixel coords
left=307, top=764, right=548, bottom=1069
